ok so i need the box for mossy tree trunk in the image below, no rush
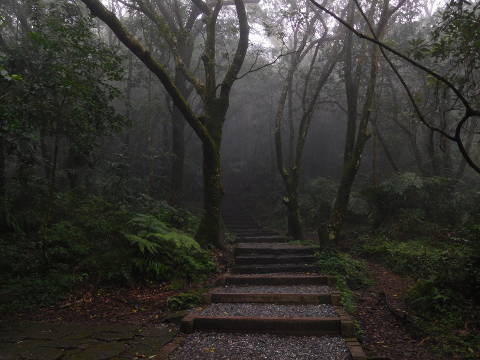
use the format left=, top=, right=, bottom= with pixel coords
left=273, top=10, right=342, bottom=240
left=283, top=171, right=304, bottom=240
left=80, top=0, right=250, bottom=248
left=324, top=0, right=399, bottom=247
left=196, top=137, right=224, bottom=247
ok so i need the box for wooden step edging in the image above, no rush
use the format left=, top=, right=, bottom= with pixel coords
left=181, top=306, right=354, bottom=337
left=208, top=290, right=341, bottom=305
left=235, top=255, right=317, bottom=265
left=217, top=274, right=337, bottom=287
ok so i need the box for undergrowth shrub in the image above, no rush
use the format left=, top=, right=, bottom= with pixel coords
left=301, top=177, right=369, bottom=228
left=357, top=235, right=480, bottom=358
left=363, top=172, right=460, bottom=225
left=167, top=290, right=205, bottom=311
left=124, top=214, right=215, bottom=283
left=315, top=251, right=371, bottom=313
left=0, top=192, right=215, bottom=314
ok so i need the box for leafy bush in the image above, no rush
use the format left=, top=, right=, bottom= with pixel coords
left=0, top=192, right=215, bottom=314
left=363, top=172, right=460, bottom=225
left=315, top=251, right=371, bottom=313
left=167, top=291, right=205, bottom=311
left=301, top=177, right=369, bottom=228
left=124, top=214, right=215, bottom=283
left=357, top=235, right=480, bottom=358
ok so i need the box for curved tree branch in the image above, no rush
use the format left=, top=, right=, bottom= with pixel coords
left=309, top=0, right=480, bottom=174
left=80, top=0, right=213, bottom=147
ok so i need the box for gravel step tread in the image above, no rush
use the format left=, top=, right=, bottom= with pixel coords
left=235, top=255, right=316, bottom=266
left=227, top=273, right=326, bottom=278
left=213, top=285, right=331, bottom=294
left=169, top=332, right=349, bottom=360
left=236, top=255, right=316, bottom=260
left=232, top=264, right=318, bottom=274
left=199, top=303, right=337, bottom=318
left=239, top=236, right=289, bottom=240
left=224, top=274, right=331, bottom=286
left=236, top=243, right=314, bottom=249
left=227, top=273, right=325, bottom=277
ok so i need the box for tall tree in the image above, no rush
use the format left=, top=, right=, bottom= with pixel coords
left=324, top=0, right=406, bottom=245
left=79, top=0, right=250, bottom=247
left=272, top=1, right=343, bottom=239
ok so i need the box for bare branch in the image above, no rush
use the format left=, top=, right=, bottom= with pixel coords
left=308, top=0, right=479, bottom=116
left=235, top=50, right=297, bottom=80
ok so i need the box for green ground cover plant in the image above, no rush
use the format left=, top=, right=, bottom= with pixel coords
left=0, top=192, right=215, bottom=315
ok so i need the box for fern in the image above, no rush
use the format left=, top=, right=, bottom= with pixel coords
left=124, top=234, right=160, bottom=255
left=123, top=213, right=215, bottom=282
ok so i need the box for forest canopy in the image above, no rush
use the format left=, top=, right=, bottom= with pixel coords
left=0, top=0, right=479, bottom=358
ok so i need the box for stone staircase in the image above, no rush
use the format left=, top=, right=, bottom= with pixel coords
left=174, top=201, right=366, bottom=360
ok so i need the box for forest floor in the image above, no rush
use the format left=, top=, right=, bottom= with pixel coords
left=355, top=261, right=441, bottom=360
left=2, top=253, right=443, bottom=359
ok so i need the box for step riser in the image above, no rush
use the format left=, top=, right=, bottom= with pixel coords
left=225, top=223, right=261, bottom=231
left=224, top=277, right=331, bottom=286
left=232, top=265, right=316, bottom=274
left=235, top=248, right=314, bottom=256
left=186, top=316, right=341, bottom=336
left=235, top=256, right=316, bottom=265
left=235, top=238, right=286, bottom=244
left=238, top=236, right=288, bottom=241
left=211, top=293, right=333, bottom=304
left=232, top=235, right=278, bottom=238
left=233, top=230, right=277, bottom=233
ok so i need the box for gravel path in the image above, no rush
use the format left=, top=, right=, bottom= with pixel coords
left=169, top=332, right=350, bottom=360
left=215, top=285, right=331, bottom=294
left=200, top=303, right=337, bottom=318
left=236, top=243, right=313, bottom=249
left=229, top=273, right=324, bottom=277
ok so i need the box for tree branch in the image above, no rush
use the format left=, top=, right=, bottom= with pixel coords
left=80, top=0, right=212, bottom=146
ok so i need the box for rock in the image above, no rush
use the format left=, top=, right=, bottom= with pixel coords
left=161, top=310, right=190, bottom=324
left=64, top=342, right=125, bottom=360
left=0, top=340, right=64, bottom=360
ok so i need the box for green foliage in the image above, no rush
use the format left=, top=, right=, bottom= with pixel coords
left=156, top=201, right=200, bottom=235
left=301, top=177, right=368, bottom=228
left=363, top=172, right=460, bottom=225
left=167, top=291, right=205, bottom=311
left=315, top=251, right=371, bottom=314
left=0, top=192, right=215, bottom=315
left=0, top=0, right=125, bottom=182
left=430, top=3, right=480, bottom=93
left=124, top=214, right=215, bottom=283
left=357, top=234, right=480, bottom=358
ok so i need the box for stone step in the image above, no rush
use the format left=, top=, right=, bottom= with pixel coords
left=236, top=236, right=289, bottom=243
left=222, top=274, right=335, bottom=286
left=209, top=286, right=339, bottom=304
left=228, top=228, right=263, bottom=233
left=235, top=255, right=316, bottom=265
left=235, top=243, right=315, bottom=256
left=233, top=231, right=280, bottom=237
left=182, top=304, right=356, bottom=336
left=182, top=315, right=343, bottom=336
left=223, top=216, right=254, bottom=221
left=227, top=226, right=261, bottom=230
left=169, top=333, right=359, bottom=360
left=232, top=263, right=317, bottom=274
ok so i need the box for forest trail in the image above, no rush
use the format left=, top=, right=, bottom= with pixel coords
left=168, top=200, right=366, bottom=359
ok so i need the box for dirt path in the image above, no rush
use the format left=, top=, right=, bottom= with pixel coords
left=355, top=261, right=440, bottom=360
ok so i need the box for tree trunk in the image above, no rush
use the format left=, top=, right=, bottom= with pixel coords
left=0, top=134, right=6, bottom=228
left=195, top=140, right=225, bottom=248
left=284, top=174, right=304, bottom=240
left=327, top=158, right=358, bottom=246
left=170, top=110, right=185, bottom=204
left=169, top=67, right=188, bottom=205
left=0, top=134, right=5, bottom=200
